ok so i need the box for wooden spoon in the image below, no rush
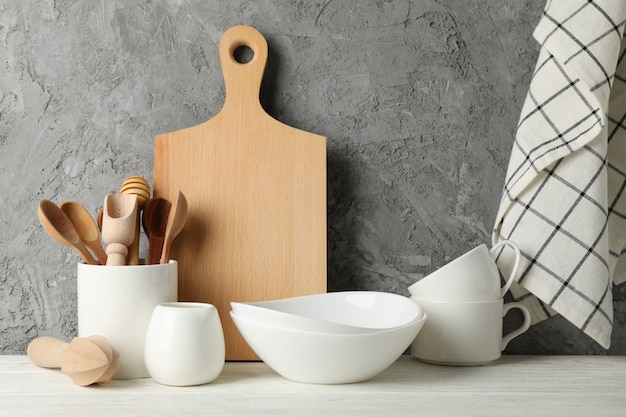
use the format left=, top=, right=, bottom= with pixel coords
left=142, top=198, right=171, bottom=265
left=59, top=201, right=107, bottom=265
left=38, top=200, right=98, bottom=265
left=101, top=194, right=138, bottom=266
left=120, top=176, right=151, bottom=265
left=97, top=208, right=103, bottom=230
left=160, top=191, right=188, bottom=264
left=27, top=335, right=120, bottom=386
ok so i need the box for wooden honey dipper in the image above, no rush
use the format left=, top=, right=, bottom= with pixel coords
left=120, top=175, right=151, bottom=265
left=27, top=336, right=120, bottom=386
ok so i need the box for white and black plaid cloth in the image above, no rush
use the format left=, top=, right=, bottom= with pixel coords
left=493, top=0, right=626, bottom=348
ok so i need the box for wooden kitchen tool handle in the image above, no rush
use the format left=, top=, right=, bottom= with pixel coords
left=27, top=336, right=110, bottom=371
left=27, top=336, right=68, bottom=368
left=219, top=25, right=268, bottom=112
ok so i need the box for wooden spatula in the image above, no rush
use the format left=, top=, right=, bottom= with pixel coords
left=153, top=25, right=327, bottom=360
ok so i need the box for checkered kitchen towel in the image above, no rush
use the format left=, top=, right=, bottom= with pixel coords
left=492, top=0, right=626, bottom=348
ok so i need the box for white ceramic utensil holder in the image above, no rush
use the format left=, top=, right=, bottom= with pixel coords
left=77, top=261, right=178, bottom=379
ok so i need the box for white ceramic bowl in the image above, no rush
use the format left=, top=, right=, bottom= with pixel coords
left=231, top=302, right=372, bottom=334
left=230, top=310, right=426, bottom=384
left=231, top=291, right=421, bottom=332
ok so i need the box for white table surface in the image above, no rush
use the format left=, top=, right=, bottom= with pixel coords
left=1, top=355, right=625, bottom=416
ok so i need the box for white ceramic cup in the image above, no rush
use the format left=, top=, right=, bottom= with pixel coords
left=145, top=302, right=225, bottom=386
left=77, top=261, right=178, bottom=379
left=410, top=297, right=531, bottom=366
left=407, top=240, right=520, bottom=301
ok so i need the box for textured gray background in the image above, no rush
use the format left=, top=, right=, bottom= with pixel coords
left=2, top=0, right=625, bottom=355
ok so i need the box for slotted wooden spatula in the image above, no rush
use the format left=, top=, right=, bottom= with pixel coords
left=153, top=25, right=327, bottom=360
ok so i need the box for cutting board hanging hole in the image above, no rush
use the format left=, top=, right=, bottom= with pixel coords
left=233, top=45, right=254, bottom=64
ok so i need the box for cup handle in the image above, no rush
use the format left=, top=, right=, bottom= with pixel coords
left=490, top=240, right=521, bottom=298
left=501, top=302, right=531, bottom=351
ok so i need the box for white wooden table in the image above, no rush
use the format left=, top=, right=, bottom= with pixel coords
left=1, top=355, right=625, bottom=416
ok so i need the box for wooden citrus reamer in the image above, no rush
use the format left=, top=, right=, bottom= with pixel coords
left=27, top=336, right=120, bottom=386
left=153, top=25, right=327, bottom=360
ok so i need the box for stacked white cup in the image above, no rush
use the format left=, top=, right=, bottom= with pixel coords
left=408, top=240, right=531, bottom=366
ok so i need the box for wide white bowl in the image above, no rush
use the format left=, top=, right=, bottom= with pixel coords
left=231, top=302, right=372, bottom=334
left=230, top=309, right=427, bottom=384
left=231, top=291, right=421, bottom=332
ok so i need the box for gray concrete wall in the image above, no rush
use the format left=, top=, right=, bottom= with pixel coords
left=1, top=0, right=624, bottom=354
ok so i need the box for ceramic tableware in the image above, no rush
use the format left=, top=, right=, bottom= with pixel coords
left=408, top=240, right=521, bottom=301
left=230, top=302, right=373, bottom=334
left=145, top=302, right=225, bottom=386
left=232, top=291, right=421, bottom=331
left=77, top=261, right=178, bottom=379
left=231, top=308, right=426, bottom=384
left=410, top=297, right=530, bottom=366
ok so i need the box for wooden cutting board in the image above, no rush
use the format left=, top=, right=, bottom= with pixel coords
left=153, top=25, right=327, bottom=360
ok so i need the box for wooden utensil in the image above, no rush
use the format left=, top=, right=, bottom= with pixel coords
left=38, top=200, right=98, bottom=265
left=142, top=197, right=171, bottom=265
left=27, top=336, right=120, bottom=386
left=120, top=175, right=151, bottom=193
left=153, top=25, right=327, bottom=360
left=120, top=176, right=151, bottom=265
left=97, top=208, right=103, bottom=230
left=160, top=191, right=187, bottom=264
left=59, top=201, right=107, bottom=265
left=101, top=194, right=138, bottom=266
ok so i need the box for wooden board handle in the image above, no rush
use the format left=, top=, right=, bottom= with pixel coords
left=219, top=25, right=268, bottom=112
